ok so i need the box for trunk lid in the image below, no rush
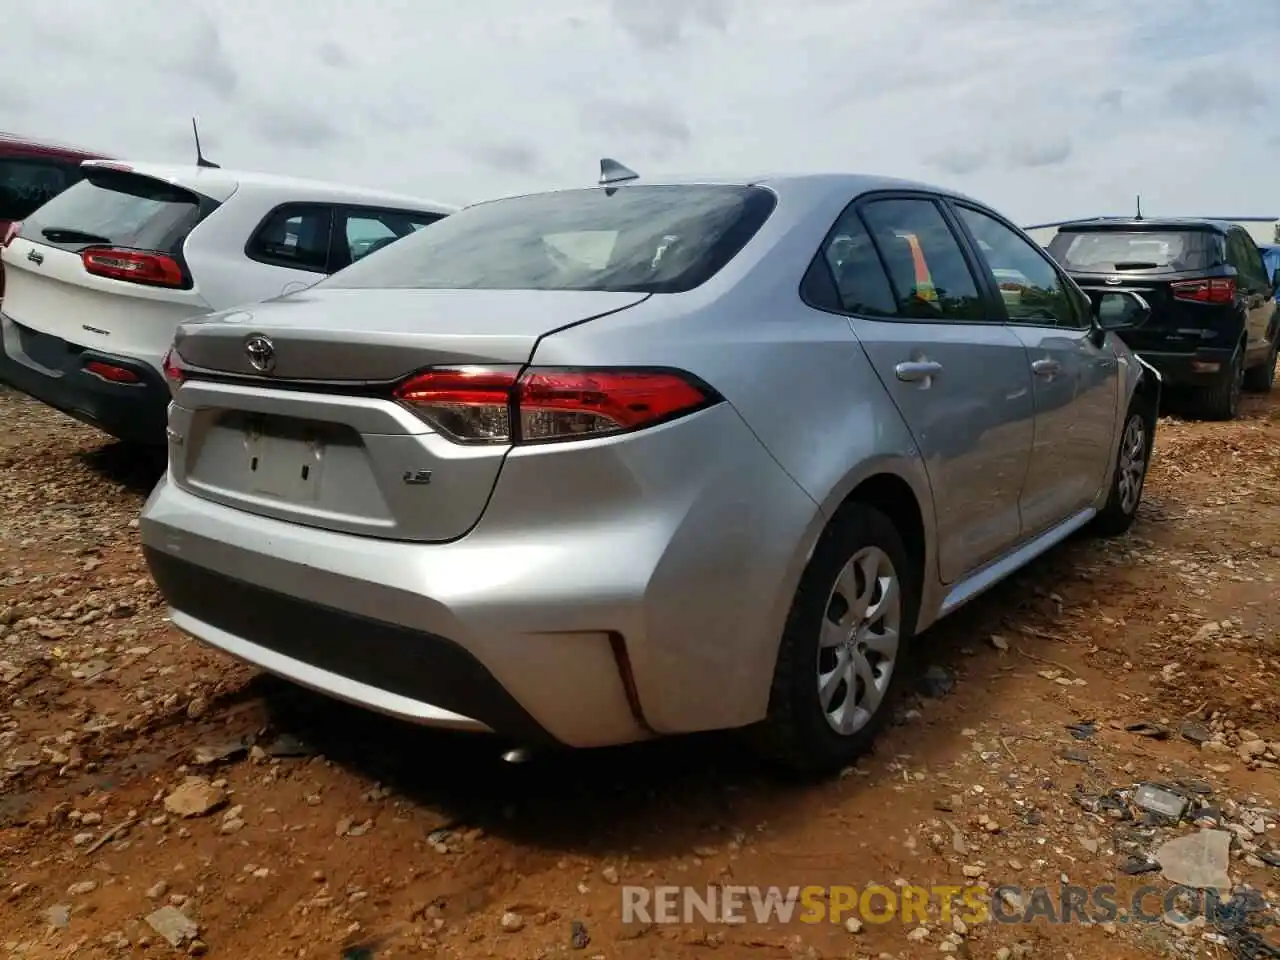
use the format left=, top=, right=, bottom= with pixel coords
left=169, top=287, right=650, bottom=542
left=173, top=287, right=649, bottom=380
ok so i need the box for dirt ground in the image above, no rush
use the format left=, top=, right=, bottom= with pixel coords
left=1, top=383, right=1278, bottom=960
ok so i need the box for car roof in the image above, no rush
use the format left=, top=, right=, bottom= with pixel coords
left=0, top=131, right=112, bottom=161
left=1055, top=216, right=1238, bottom=234
left=467, top=171, right=994, bottom=214
left=79, top=159, right=457, bottom=214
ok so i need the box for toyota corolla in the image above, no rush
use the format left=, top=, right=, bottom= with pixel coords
left=141, top=164, right=1159, bottom=772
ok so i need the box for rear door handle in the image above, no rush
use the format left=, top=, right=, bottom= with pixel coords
left=1031, top=358, right=1061, bottom=377
left=895, top=360, right=943, bottom=383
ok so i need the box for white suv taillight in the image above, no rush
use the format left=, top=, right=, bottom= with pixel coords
left=1, top=221, right=20, bottom=248
left=82, top=247, right=187, bottom=288
left=392, top=366, right=718, bottom=444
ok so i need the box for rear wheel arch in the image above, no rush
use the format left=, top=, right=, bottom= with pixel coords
left=753, top=474, right=929, bottom=773
left=1130, top=358, right=1161, bottom=429
left=839, top=474, right=925, bottom=620
left=806, top=471, right=928, bottom=634
left=756, top=464, right=934, bottom=710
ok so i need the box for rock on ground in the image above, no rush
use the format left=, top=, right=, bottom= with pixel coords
left=163, top=777, right=227, bottom=818
left=1155, top=829, right=1232, bottom=892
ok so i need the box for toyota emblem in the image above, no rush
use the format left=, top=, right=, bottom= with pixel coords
left=244, top=334, right=276, bottom=373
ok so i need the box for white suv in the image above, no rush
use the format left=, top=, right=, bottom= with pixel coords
left=0, top=160, right=454, bottom=444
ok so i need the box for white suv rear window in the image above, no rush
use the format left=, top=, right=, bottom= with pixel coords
left=23, top=169, right=212, bottom=254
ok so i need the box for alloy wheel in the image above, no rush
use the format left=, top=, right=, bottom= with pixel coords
left=1116, top=414, right=1146, bottom=516
left=816, top=546, right=901, bottom=736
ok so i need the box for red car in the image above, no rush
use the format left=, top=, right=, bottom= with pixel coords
left=0, top=132, right=113, bottom=299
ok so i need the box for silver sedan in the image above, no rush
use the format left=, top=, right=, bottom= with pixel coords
left=140, top=165, right=1159, bottom=773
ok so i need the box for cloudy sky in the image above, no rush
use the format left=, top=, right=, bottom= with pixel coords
left=3, top=0, right=1276, bottom=225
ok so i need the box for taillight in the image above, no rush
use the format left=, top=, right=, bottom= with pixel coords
left=1, top=222, right=20, bottom=248
left=392, top=366, right=718, bottom=444
left=394, top=366, right=518, bottom=443
left=519, top=369, right=713, bottom=442
left=82, top=247, right=186, bottom=288
left=1171, top=277, right=1236, bottom=304
left=162, top=346, right=186, bottom=392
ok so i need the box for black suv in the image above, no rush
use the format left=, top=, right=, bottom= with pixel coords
left=1047, top=218, right=1279, bottom=419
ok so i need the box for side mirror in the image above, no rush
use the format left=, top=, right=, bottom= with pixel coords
left=1091, top=290, right=1151, bottom=332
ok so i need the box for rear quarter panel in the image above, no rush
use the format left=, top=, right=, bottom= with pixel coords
left=528, top=181, right=940, bottom=726
left=181, top=183, right=326, bottom=311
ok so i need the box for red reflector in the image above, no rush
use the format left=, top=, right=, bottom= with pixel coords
left=1, top=221, right=20, bottom=248
left=1171, top=277, right=1235, bottom=304
left=84, top=360, right=140, bottom=383
left=392, top=366, right=716, bottom=444
left=82, top=247, right=185, bottom=288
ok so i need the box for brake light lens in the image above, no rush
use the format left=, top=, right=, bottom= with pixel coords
left=1171, top=277, right=1236, bottom=304
left=392, top=366, right=718, bottom=444
left=394, top=366, right=517, bottom=443
left=82, top=247, right=186, bottom=288
left=162, top=346, right=186, bottom=392
left=1, top=221, right=20, bottom=248
left=519, top=369, right=712, bottom=441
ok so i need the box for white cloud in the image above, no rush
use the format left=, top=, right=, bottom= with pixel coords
left=2, top=0, right=1275, bottom=225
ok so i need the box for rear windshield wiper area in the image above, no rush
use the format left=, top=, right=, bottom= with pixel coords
left=40, top=227, right=114, bottom=245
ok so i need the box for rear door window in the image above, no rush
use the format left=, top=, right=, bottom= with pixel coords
left=0, top=159, right=70, bottom=221
left=858, top=197, right=987, bottom=321
left=805, top=207, right=897, bottom=317
left=322, top=184, right=777, bottom=293
left=246, top=204, right=334, bottom=273
left=1047, top=229, right=1218, bottom=274
left=21, top=169, right=212, bottom=254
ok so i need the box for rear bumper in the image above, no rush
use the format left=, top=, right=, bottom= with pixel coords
left=0, top=311, right=169, bottom=444
left=142, top=474, right=645, bottom=747
left=1127, top=346, right=1236, bottom=388
left=138, top=403, right=820, bottom=747
left=144, top=546, right=560, bottom=743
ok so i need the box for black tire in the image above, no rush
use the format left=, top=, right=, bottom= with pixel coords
left=1091, top=402, right=1151, bottom=538
left=752, top=503, right=919, bottom=776
left=1189, top=347, right=1243, bottom=420
left=1243, top=338, right=1278, bottom=393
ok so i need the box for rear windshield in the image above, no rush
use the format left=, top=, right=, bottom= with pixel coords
left=1047, top=229, right=1219, bottom=274
left=322, top=184, right=778, bottom=294
left=22, top=169, right=213, bottom=254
